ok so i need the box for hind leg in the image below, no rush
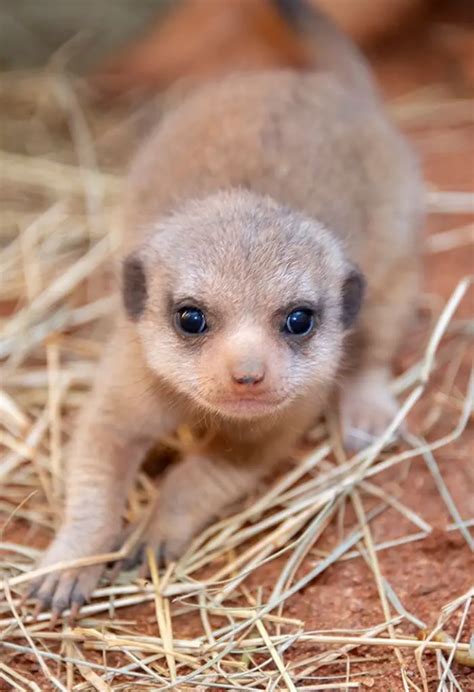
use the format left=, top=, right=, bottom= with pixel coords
left=340, top=366, right=400, bottom=450
left=340, top=259, right=419, bottom=451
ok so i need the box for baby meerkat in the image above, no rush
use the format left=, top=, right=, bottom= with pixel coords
left=29, top=0, right=422, bottom=617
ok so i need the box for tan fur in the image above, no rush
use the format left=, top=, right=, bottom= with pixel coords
left=29, top=10, right=423, bottom=616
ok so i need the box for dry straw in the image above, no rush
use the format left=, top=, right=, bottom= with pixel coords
left=0, top=70, right=473, bottom=690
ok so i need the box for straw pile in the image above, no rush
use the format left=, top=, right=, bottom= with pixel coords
left=0, top=68, right=473, bottom=691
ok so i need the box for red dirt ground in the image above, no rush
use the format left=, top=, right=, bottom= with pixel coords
left=1, top=4, right=473, bottom=691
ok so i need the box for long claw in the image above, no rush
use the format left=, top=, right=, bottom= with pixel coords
left=32, top=600, right=44, bottom=620
left=124, top=544, right=146, bottom=572
left=138, top=560, right=150, bottom=579
left=68, top=599, right=84, bottom=624
left=107, top=559, right=124, bottom=583
left=50, top=608, right=61, bottom=628
left=19, top=589, right=33, bottom=608
left=157, top=542, right=168, bottom=570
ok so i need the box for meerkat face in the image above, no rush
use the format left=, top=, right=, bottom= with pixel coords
left=122, top=191, right=364, bottom=420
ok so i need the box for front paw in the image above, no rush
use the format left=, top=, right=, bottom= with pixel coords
left=122, top=504, right=209, bottom=575
left=26, top=528, right=118, bottom=619
left=340, top=370, right=401, bottom=451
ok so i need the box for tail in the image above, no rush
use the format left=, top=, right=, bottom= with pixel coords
left=271, top=0, right=377, bottom=96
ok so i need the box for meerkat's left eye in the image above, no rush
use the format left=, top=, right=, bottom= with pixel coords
left=176, top=307, right=207, bottom=335
left=284, top=308, right=315, bottom=336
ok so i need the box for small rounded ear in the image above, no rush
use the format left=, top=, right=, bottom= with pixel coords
left=122, top=253, right=148, bottom=321
left=341, top=267, right=365, bottom=329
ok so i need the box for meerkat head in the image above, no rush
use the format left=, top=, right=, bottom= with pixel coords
left=122, top=190, right=364, bottom=420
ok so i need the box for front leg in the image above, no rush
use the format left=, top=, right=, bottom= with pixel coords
left=130, top=418, right=313, bottom=567
left=28, top=333, right=175, bottom=617
left=30, top=426, right=148, bottom=617
left=144, top=454, right=261, bottom=563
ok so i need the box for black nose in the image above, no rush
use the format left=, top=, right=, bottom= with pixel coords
left=232, top=373, right=264, bottom=386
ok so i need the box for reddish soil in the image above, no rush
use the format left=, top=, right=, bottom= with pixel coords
left=1, top=3, right=473, bottom=691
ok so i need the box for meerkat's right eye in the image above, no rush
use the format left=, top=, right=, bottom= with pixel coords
left=176, top=307, right=208, bottom=335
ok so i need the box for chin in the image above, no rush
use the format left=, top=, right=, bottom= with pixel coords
left=206, top=396, right=289, bottom=420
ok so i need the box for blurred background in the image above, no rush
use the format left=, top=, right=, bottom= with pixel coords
left=0, top=0, right=472, bottom=91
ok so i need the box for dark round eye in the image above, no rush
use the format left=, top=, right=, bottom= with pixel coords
left=284, top=308, right=315, bottom=336
left=176, top=307, right=207, bottom=335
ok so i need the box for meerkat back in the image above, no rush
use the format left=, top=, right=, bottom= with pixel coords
left=121, top=0, right=423, bottom=446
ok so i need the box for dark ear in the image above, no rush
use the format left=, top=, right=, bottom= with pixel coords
left=122, top=253, right=148, bottom=321
left=341, top=267, right=365, bottom=329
